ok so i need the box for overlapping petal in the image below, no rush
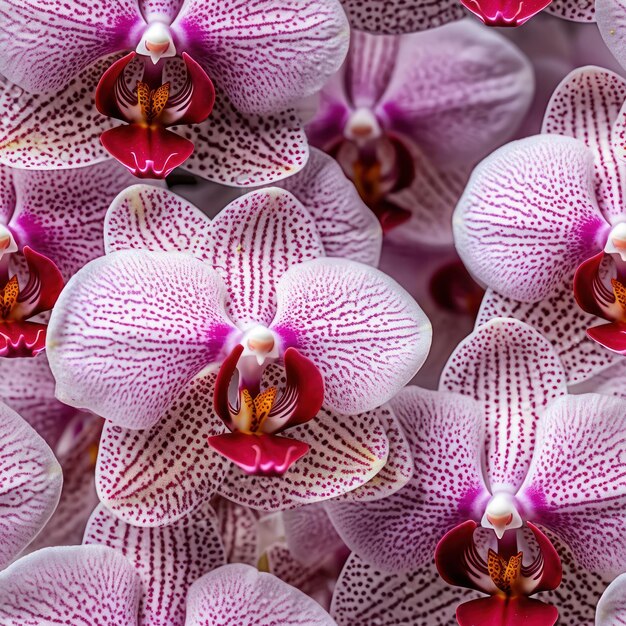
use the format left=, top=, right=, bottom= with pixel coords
left=184, top=563, right=336, bottom=625
left=271, top=257, right=431, bottom=415
left=0, top=0, right=143, bottom=93
left=597, top=0, right=626, bottom=71
left=597, top=574, right=626, bottom=626
left=274, top=148, right=382, bottom=266
left=338, top=0, right=464, bottom=34
left=454, top=135, right=607, bottom=302
left=0, top=545, right=141, bottom=625
left=97, top=373, right=227, bottom=527
left=326, top=387, right=489, bottom=573
left=47, top=250, right=235, bottom=429
left=476, top=286, right=620, bottom=385
left=85, top=502, right=226, bottom=626
left=172, top=0, right=349, bottom=115
left=441, top=318, right=568, bottom=492
left=0, top=57, right=119, bottom=169
left=331, top=553, right=479, bottom=625
left=213, top=498, right=259, bottom=565
left=0, top=401, right=62, bottom=569
left=542, top=66, right=626, bottom=222
left=518, top=394, right=626, bottom=577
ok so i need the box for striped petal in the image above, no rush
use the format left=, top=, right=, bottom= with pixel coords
left=518, top=394, right=626, bottom=577
left=274, top=148, right=382, bottom=266
left=0, top=57, right=119, bottom=169
left=171, top=0, right=349, bottom=115
left=476, top=286, right=620, bottom=385
left=0, top=401, right=62, bottom=568
left=184, top=563, right=336, bottom=626
left=0, top=545, right=140, bottom=625
left=213, top=498, right=260, bottom=565
left=96, top=373, right=227, bottom=527
left=543, top=66, right=626, bottom=223
left=216, top=404, right=391, bottom=511
left=454, top=135, right=607, bottom=303
left=10, top=162, right=138, bottom=279
left=0, top=1, right=143, bottom=93
left=179, top=94, right=309, bottom=186
left=105, top=185, right=212, bottom=255
left=84, top=502, right=226, bottom=626
left=205, top=189, right=325, bottom=327
left=47, top=250, right=235, bottom=429
left=597, top=574, right=626, bottom=626
left=331, top=554, right=479, bottom=625
left=338, top=0, right=464, bottom=33
left=441, top=318, right=568, bottom=492
left=326, top=387, right=489, bottom=573
left=271, top=257, right=431, bottom=415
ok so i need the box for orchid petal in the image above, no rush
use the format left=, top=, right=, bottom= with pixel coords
left=184, top=563, right=336, bottom=626
left=0, top=353, right=77, bottom=447
left=47, top=250, right=235, bottom=429
left=10, top=162, right=138, bottom=279
left=518, top=394, right=626, bottom=577
left=96, top=373, right=227, bottom=527
left=378, top=21, right=534, bottom=169
left=274, top=148, right=382, bottom=266
left=217, top=403, right=391, bottom=511
left=272, top=257, right=431, bottom=415
left=597, top=573, right=626, bottom=626
left=454, top=135, right=607, bottom=302
left=597, top=0, right=626, bottom=71
left=0, top=401, right=62, bottom=569
left=206, top=189, right=324, bottom=327
left=338, top=0, right=464, bottom=34
left=213, top=498, right=259, bottom=565
left=0, top=163, right=15, bottom=224
left=442, top=318, right=568, bottom=492
left=0, top=1, right=143, bottom=93
left=0, top=545, right=141, bottom=625
left=0, top=57, right=119, bottom=170
left=476, top=286, right=620, bottom=385
left=571, top=359, right=626, bottom=398
left=543, top=66, right=626, bottom=223
left=85, top=502, right=226, bottom=626
left=139, top=0, right=184, bottom=21
left=29, top=416, right=102, bottom=551
left=105, top=184, right=212, bottom=255
left=545, top=0, right=595, bottom=21
left=331, top=553, right=479, bottom=625
left=171, top=0, right=349, bottom=115
left=326, top=387, right=489, bottom=573
left=177, top=92, right=309, bottom=186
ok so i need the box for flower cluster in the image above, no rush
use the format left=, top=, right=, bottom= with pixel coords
left=1, top=1, right=626, bottom=625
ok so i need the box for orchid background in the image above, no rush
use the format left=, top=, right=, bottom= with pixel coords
left=1, top=1, right=626, bottom=625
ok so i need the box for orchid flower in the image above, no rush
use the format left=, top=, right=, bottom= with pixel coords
left=0, top=0, right=349, bottom=181
left=46, top=183, right=426, bottom=524
left=455, top=66, right=626, bottom=386
left=306, top=20, right=533, bottom=243
left=338, top=0, right=594, bottom=32
left=0, top=501, right=337, bottom=625
left=324, top=318, right=626, bottom=625
left=0, top=400, right=62, bottom=570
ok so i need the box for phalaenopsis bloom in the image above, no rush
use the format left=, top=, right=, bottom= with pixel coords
left=324, top=319, right=626, bottom=625
left=45, top=180, right=427, bottom=525
left=0, top=0, right=348, bottom=181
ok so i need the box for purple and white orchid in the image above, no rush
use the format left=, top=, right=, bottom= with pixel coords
left=45, top=182, right=426, bottom=524
left=324, top=318, right=626, bottom=624
left=0, top=0, right=349, bottom=181
left=307, top=20, right=534, bottom=242
left=455, top=65, right=626, bottom=385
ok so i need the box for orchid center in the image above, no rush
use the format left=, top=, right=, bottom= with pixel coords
left=481, top=492, right=523, bottom=539
left=344, top=108, right=382, bottom=144
left=136, top=22, right=176, bottom=64
left=0, top=224, right=18, bottom=258
left=604, top=222, right=626, bottom=262
left=487, top=549, right=523, bottom=595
